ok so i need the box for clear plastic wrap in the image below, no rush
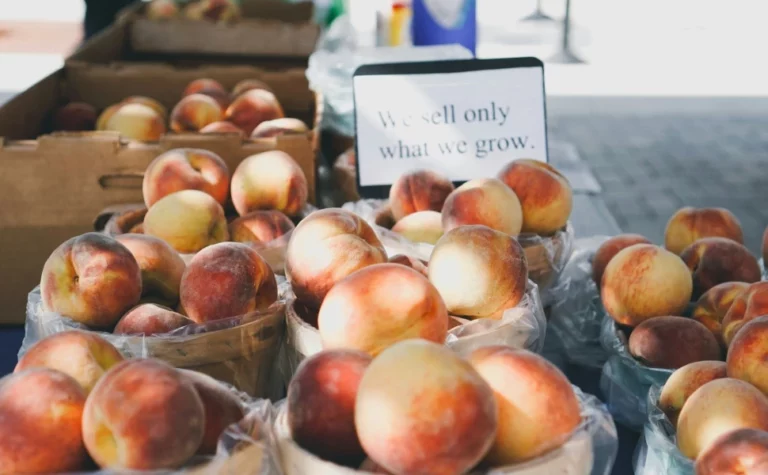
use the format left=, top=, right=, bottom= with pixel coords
left=632, top=385, right=694, bottom=475
left=599, top=318, right=674, bottom=431
left=761, top=258, right=767, bottom=281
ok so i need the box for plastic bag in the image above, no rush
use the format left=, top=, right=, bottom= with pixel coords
left=632, top=385, right=694, bottom=475
left=599, top=318, right=674, bottom=431
left=761, top=258, right=767, bottom=281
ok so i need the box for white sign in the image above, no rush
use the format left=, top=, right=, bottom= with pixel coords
left=353, top=59, right=547, bottom=191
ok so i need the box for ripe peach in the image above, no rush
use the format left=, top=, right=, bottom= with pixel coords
left=199, top=120, right=244, bottom=136
left=388, top=254, right=429, bottom=277
left=722, top=282, right=768, bottom=347
left=318, top=264, right=449, bottom=356
left=497, top=159, right=573, bottom=235
left=170, top=93, right=223, bottom=132
left=591, top=234, right=652, bottom=287
left=180, top=242, right=277, bottom=323
left=441, top=178, right=523, bottom=236
left=285, top=208, right=387, bottom=309
left=695, top=428, right=768, bottom=475
left=83, top=359, right=205, bottom=469
left=146, top=0, right=179, bottom=20
left=0, top=369, right=87, bottom=473
left=664, top=207, right=744, bottom=255
left=287, top=350, right=372, bottom=466
left=469, top=346, right=581, bottom=464
left=677, top=378, right=768, bottom=459
left=727, top=316, right=768, bottom=396
left=600, top=244, right=693, bottom=326
left=250, top=118, right=308, bottom=139
left=143, top=148, right=230, bottom=207
left=96, top=103, right=121, bottom=130
left=228, top=210, right=295, bottom=244
left=232, top=78, right=271, bottom=97
left=53, top=102, right=97, bottom=131
left=693, top=282, right=750, bottom=348
left=183, top=78, right=227, bottom=99
left=356, top=340, right=497, bottom=475
left=388, top=169, right=455, bottom=222
left=428, top=225, right=528, bottom=319
left=105, top=103, right=166, bottom=141
left=123, top=96, right=168, bottom=120
left=115, top=233, right=187, bottom=305
left=629, top=316, right=721, bottom=370
left=40, top=232, right=142, bottom=328
left=225, top=89, right=284, bottom=135
left=230, top=151, right=308, bottom=217
left=659, top=361, right=727, bottom=427
left=144, top=189, right=229, bottom=254
left=114, top=304, right=193, bottom=335
left=391, top=210, right=443, bottom=245
left=681, top=237, right=761, bottom=299
left=185, top=0, right=241, bottom=22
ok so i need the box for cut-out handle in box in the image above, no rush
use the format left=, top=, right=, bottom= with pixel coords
left=98, top=171, right=144, bottom=190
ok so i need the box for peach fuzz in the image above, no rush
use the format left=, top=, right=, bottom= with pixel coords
left=15, top=331, right=124, bottom=394
left=497, top=159, right=573, bottom=235
left=695, top=428, right=768, bottom=475
left=591, top=234, right=652, bottom=287
left=199, top=120, right=244, bottom=136
left=428, top=225, right=528, bottom=319
left=722, top=282, right=768, bottom=347
left=469, top=346, right=581, bottom=465
left=143, top=148, right=230, bottom=207
left=0, top=369, right=88, bottom=473
left=170, top=93, right=223, bottom=132
left=658, top=361, right=727, bottom=427
left=391, top=210, right=444, bottom=245
left=693, top=282, right=750, bottom=348
left=182, top=78, right=230, bottom=109
left=180, top=242, right=277, bottom=323
left=441, top=177, right=523, bottom=236
left=114, top=304, right=193, bottom=335
left=388, top=169, right=455, bottom=222
left=664, top=207, right=744, bottom=255
left=628, top=316, right=721, bottom=370
left=229, top=209, right=295, bottom=244
left=677, top=378, right=768, bottom=459
left=82, top=359, right=205, bottom=469
left=727, top=316, right=768, bottom=396
left=388, top=254, right=429, bottom=277
left=681, top=237, right=761, bottom=299
left=232, top=78, right=272, bottom=97
left=105, top=103, right=166, bottom=141
left=144, top=189, right=229, bottom=254
left=225, top=88, right=284, bottom=135
left=115, top=233, right=187, bottom=305
left=230, top=150, right=308, bottom=217
left=53, top=101, right=97, bottom=131
left=146, top=0, right=179, bottom=20
left=355, top=340, right=497, bottom=475
left=251, top=117, right=309, bottom=138
left=40, top=232, right=142, bottom=328
left=287, top=350, right=372, bottom=467
left=318, top=264, right=449, bottom=356
left=600, top=243, right=692, bottom=327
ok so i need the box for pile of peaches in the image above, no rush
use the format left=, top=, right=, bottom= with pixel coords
left=52, top=77, right=308, bottom=142
left=1, top=331, right=247, bottom=472
left=146, top=0, right=241, bottom=23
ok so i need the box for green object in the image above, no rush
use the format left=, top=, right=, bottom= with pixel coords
left=324, top=0, right=345, bottom=27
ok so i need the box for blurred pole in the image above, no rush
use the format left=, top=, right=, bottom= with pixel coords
left=521, top=0, right=554, bottom=22
left=548, top=0, right=585, bottom=63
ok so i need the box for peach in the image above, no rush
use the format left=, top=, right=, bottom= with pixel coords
left=114, top=304, right=193, bottom=335
left=600, top=244, right=693, bottom=326
left=82, top=359, right=205, bottom=469
left=391, top=210, right=444, bottom=245
left=591, top=234, right=652, bottom=287
left=96, top=103, right=121, bottom=130
left=388, top=169, right=455, bottom=222
left=228, top=210, right=295, bottom=244
left=40, top=232, right=142, bottom=328
left=199, top=120, right=244, bottom=136
left=115, top=233, right=187, bottom=305
left=722, top=282, right=768, bottom=347
left=287, top=350, right=372, bottom=466
left=497, top=159, right=573, bottom=235
left=693, top=282, right=750, bottom=347
left=695, top=428, right=768, bottom=475
left=230, top=151, right=308, bottom=216
left=105, top=103, right=166, bottom=141
left=170, top=93, right=223, bottom=132
left=441, top=178, right=523, bottom=236
left=15, top=331, right=124, bottom=394
left=388, top=254, right=429, bottom=277
left=628, top=316, right=721, bottom=370
left=185, top=0, right=241, bottom=22
left=142, top=148, right=230, bottom=207
left=250, top=117, right=309, bottom=138
left=53, top=101, right=97, bottom=131
left=318, top=264, right=449, bottom=356
left=182, top=78, right=230, bottom=110
left=180, top=242, right=277, bottom=323
left=232, top=78, right=272, bottom=97
left=658, top=361, right=727, bottom=427
left=469, top=346, right=581, bottom=464
left=225, top=88, right=284, bottom=135
left=0, top=369, right=87, bottom=473
left=355, top=340, right=497, bottom=474
left=180, top=369, right=245, bottom=455
left=727, top=316, right=768, bottom=396
left=664, top=207, right=744, bottom=255
left=428, top=225, right=528, bottom=319
left=146, top=0, right=179, bottom=20
left=677, top=378, right=768, bottom=459
left=681, top=237, right=761, bottom=299
left=123, top=96, right=168, bottom=120
left=144, top=189, right=229, bottom=253
left=285, top=208, right=387, bottom=309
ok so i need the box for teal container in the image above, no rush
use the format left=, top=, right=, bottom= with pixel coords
left=411, top=0, right=476, bottom=55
